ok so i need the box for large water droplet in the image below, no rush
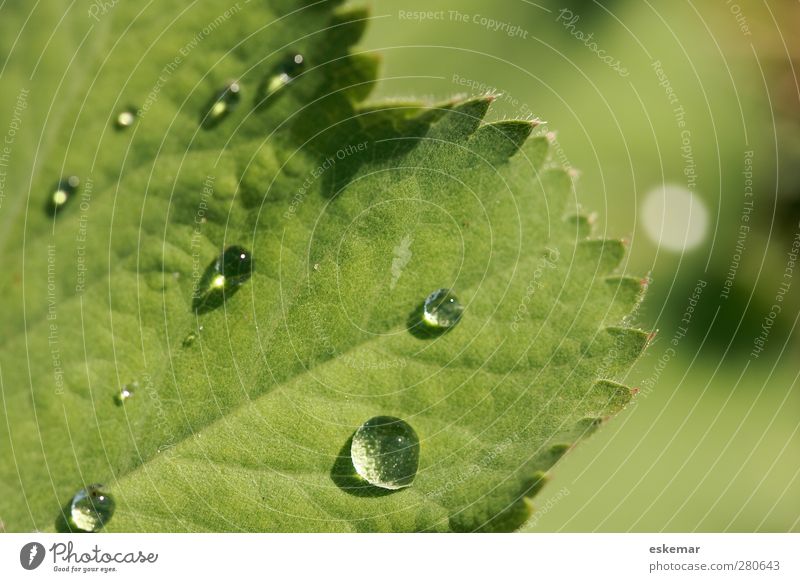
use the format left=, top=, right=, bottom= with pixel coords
left=351, top=416, right=419, bottom=490
left=46, top=176, right=80, bottom=216
left=114, top=382, right=137, bottom=405
left=422, top=288, right=464, bottom=329
left=193, top=246, right=253, bottom=313
left=201, top=81, right=241, bottom=129
left=68, top=484, right=115, bottom=532
left=114, top=107, right=137, bottom=130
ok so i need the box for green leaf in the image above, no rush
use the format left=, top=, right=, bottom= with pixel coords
left=0, top=0, right=647, bottom=532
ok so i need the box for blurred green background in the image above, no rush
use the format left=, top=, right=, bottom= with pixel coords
left=360, top=0, right=799, bottom=531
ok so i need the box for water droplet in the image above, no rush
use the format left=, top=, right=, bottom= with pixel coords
left=46, top=176, right=79, bottom=216
left=214, top=245, right=253, bottom=287
left=351, top=416, right=419, bottom=490
left=193, top=246, right=253, bottom=313
left=262, top=53, right=305, bottom=97
left=201, top=81, right=241, bottom=129
left=114, top=382, right=137, bottom=405
left=422, top=288, right=464, bottom=329
left=114, top=108, right=137, bottom=129
left=182, top=325, right=203, bottom=347
left=68, top=484, right=115, bottom=532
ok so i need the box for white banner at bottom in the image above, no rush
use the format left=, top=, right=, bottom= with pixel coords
left=1, top=533, right=797, bottom=580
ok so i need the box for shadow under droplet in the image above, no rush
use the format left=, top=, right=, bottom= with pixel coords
left=192, top=286, right=234, bottom=315
left=330, top=435, right=395, bottom=498
left=406, top=302, right=449, bottom=340
left=45, top=199, right=62, bottom=218
left=254, top=80, right=288, bottom=112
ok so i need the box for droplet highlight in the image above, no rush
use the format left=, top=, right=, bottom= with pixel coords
left=114, top=382, right=136, bottom=405
left=68, top=484, right=115, bottom=532
left=201, top=81, right=241, bottom=129
left=46, top=176, right=80, bottom=216
left=114, top=107, right=137, bottom=130
left=422, top=288, right=464, bottom=329
left=351, top=416, right=419, bottom=490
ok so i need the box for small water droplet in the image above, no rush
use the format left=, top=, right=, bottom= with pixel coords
left=114, top=382, right=137, bottom=405
left=193, top=247, right=253, bottom=313
left=261, top=53, right=305, bottom=98
left=47, top=176, right=80, bottom=216
left=351, top=416, right=419, bottom=490
left=68, top=484, right=115, bottom=532
left=201, top=81, right=241, bottom=129
left=114, top=107, right=137, bottom=129
left=214, top=245, right=253, bottom=287
left=422, top=288, right=464, bottom=329
left=182, top=325, right=203, bottom=347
